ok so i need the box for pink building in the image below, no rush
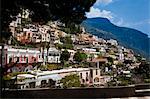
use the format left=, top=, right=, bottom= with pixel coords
left=0, top=45, right=42, bottom=66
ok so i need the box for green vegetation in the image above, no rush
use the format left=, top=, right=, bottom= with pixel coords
left=3, top=72, right=30, bottom=80
left=39, top=65, right=48, bottom=70
left=47, top=64, right=60, bottom=70
left=55, top=43, right=73, bottom=50
left=117, top=76, right=133, bottom=86
left=133, top=61, right=150, bottom=79
left=62, top=44, right=74, bottom=49
left=60, top=50, right=70, bottom=64
left=2, top=0, right=96, bottom=46
left=107, top=80, right=117, bottom=87
left=21, top=18, right=32, bottom=27
left=56, top=36, right=74, bottom=50
left=60, top=74, right=81, bottom=88
left=55, top=43, right=63, bottom=50
left=107, top=57, right=114, bottom=64
left=73, top=51, right=87, bottom=62
left=135, top=55, right=142, bottom=62
left=58, top=36, right=74, bottom=49
left=38, top=64, right=61, bottom=71
left=60, top=36, right=73, bottom=44
left=61, top=23, right=81, bottom=34
left=116, top=63, right=125, bottom=68
left=144, top=79, right=150, bottom=83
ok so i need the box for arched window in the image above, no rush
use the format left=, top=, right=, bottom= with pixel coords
left=9, top=57, right=12, bottom=63
left=94, top=77, right=99, bottom=83
left=82, top=79, right=85, bottom=83
left=26, top=57, right=28, bottom=63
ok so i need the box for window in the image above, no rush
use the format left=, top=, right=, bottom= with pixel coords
left=86, top=77, right=88, bottom=82
left=86, top=72, right=88, bottom=77
left=94, top=77, right=99, bottom=83
left=23, top=56, right=26, bottom=61
left=17, top=57, right=19, bottom=62
left=96, top=69, right=98, bottom=75
left=21, top=55, right=23, bottom=61
left=82, top=79, right=85, bottom=83
left=49, top=53, right=52, bottom=56
left=9, top=57, right=12, bottom=63
left=99, top=70, right=101, bottom=76
left=28, top=33, right=30, bottom=37
left=90, top=69, right=93, bottom=78
left=80, top=73, right=82, bottom=78
left=26, top=58, right=28, bottom=63
left=57, top=58, right=59, bottom=62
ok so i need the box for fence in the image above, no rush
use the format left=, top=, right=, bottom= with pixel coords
left=2, top=86, right=135, bottom=98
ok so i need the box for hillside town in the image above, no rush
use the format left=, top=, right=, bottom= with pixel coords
left=1, top=11, right=150, bottom=89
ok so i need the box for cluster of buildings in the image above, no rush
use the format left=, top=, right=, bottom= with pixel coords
left=0, top=45, right=61, bottom=72
left=1, top=17, right=144, bottom=89
left=12, top=68, right=111, bottom=89
left=9, top=15, right=66, bottom=45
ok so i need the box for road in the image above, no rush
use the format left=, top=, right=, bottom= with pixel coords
left=110, top=96, right=150, bottom=99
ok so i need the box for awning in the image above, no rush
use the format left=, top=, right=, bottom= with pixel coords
left=11, top=74, right=35, bottom=79
left=37, top=74, right=62, bottom=81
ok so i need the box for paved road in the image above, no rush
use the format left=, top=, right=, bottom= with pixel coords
left=110, top=96, right=150, bottom=99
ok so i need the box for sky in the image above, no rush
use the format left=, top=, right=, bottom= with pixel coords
left=86, top=0, right=150, bottom=37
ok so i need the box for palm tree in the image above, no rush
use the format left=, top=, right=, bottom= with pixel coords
left=40, top=41, right=50, bottom=66
left=40, top=41, right=46, bottom=66
left=46, top=42, right=50, bottom=65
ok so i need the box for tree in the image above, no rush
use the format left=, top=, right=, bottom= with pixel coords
left=107, top=57, right=114, bottom=64
left=1, top=0, right=97, bottom=41
left=59, top=36, right=74, bottom=49
left=132, top=61, right=150, bottom=84
left=61, top=23, right=81, bottom=34
left=46, top=42, right=50, bottom=65
left=60, top=36, right=73, bottom=44
left=136, top=62, right=150, bottom=79
left=63, top=44, right=74, bottom=49
left=60, top=74, right=81, bottom=88
left=73, top=51, right=87, bottom=63
left=60, top=50, right=70, bottom=64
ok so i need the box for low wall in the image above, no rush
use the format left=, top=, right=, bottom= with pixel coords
left=2, top=86, right=135, bottom=98
left=135, top=83, right=150, bottom=90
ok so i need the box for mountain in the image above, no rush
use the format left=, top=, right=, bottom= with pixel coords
left=81, top=17, right=150, bottom=60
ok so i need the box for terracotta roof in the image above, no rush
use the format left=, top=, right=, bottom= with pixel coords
left=88, top=58, right=108, bottom=62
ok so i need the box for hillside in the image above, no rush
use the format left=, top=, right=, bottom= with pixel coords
left=81, top=17, right=150, bottom=60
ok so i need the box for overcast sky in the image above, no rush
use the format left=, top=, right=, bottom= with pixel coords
left=86, top=0, right=150, bottom=37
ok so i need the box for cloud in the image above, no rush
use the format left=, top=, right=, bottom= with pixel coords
left=113, top=18, right=124, bottom=26
left=95, top=0, right=113, bottom=6
left=132, top=19, right=150, bottom=26
left=121, top=19, right=150, bottom=27
left=111, top=17, right=130, bottom=27
left=148, top=20, right=150, bottom=24
left=86, top=7, right=113, bottom=19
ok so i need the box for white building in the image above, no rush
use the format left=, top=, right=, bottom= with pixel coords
left=47, top=48, right=61, bottom=63
left=12, top=68, right=103, bottom=89
left=107, top=39, right=118, bottom=46
left=82, top=48, right=100, bottom=60
left=41, top=48, right=61, bottom=64
left=39, top=26, right=51, bottom=42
